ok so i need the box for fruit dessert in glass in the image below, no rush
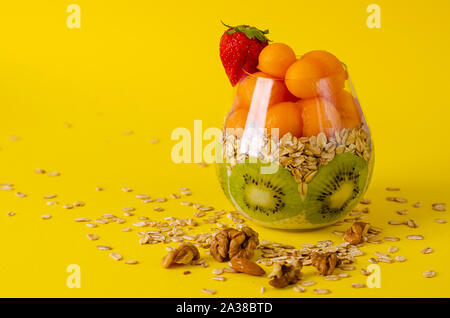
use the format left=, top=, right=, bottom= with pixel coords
left=217, top=25, right=373, bottom=230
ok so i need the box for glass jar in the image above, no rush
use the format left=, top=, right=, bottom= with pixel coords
left=216, top=63, right=373, bottom=230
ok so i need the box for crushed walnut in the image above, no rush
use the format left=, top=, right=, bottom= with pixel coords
left=268, top=260, right=303, bottom=288
left=343, top=222, right=370, bottom=245
left=210, top=226, right=259, bottom=262
left=311, top=252, right=339, bottom=276
left=161, top=242, right=200, bottom=268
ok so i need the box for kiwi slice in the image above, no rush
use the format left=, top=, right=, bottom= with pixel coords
left=228, top=161, right=304, bottom=222
left=304, top=152, right=368, bottom=224
left=215, top=162, right=231, bottom=201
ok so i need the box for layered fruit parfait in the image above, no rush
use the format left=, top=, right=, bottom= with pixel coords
left=217, top=23, right=373, bottom=229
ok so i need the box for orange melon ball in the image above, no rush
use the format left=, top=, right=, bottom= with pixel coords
left=332, top=90, right=361, bottom=129
left=285, top=50, right=346, bottom=99
left=265, top=102, right=303, bottom=138
left=257, top=43, right=297, bottom=78
left=225, top=107, right=248, bottom=130
left=299, top=97, right=342, bottom=137
left=236, top=72, right=291, bottom=109
left=230, top=96, right=247, bottom=112
left=302, top=50, right=345, bottom=76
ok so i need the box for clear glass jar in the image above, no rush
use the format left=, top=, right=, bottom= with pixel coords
left=216, top=64, right=373, bottom=230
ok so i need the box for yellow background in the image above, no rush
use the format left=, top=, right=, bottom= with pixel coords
left=1, top=0, right=449, bottom=298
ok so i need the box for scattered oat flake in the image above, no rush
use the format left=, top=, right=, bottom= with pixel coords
left=293, top=285, right=306, bottom=293
left=212, top=268, right=224, bottom=275
left=153, top=207, right=165, bottom=212
left=125, top=260, right=138, bottom=265
left=75, top=218, right=90, bottom=222
left=46, top=201, right=58, bottom=205
left=122, top=207, right=135, bottom=212
left=361, top=269, right=371, bottom=276
left=122, top=187, right=133, bottom=192
left=260, top=286, right=265, bottom=294
left=421, top=247, right=434, bottom=254
left=423, top=270, right=436, bottom=278
left=122, top=227, right=132, bottom=232
left=97, top=245, right=112, bottom=251
left=387, top=246, right=399, bottom=253
left=133, top=222, right=148, bottom=227
left=86, top=223, right=98, bottom=228
left=87, top=234, right=99, bottom=241
left=199, top=206, right=214, bottom=212
left=15, top=192, right=26, bottom=198
left=352, top=283, right=366, bottom=288
left=338, top=273, right=350, bottom=278
left=223, top=267, right=237, bottom=273
left=407, top=235, right=424, bottom=240
left=212, top=276, right=226, bottom=282
left=432, top=203, right=446, bottom=212
left=314, top=288, right=331, bottom=295
left=404, top=219, right=419, bottom=228
left=384, top=236, right=400, bottom=242
left=48, top=171, right=60, bottom=177
left=394, top=256, right=406, bottom=262
left=35, top=168, right=46, bottom=174
left=96, top=186, right=104, bottom=191
left=412, top=202, right=422, bottom=208
left=41, top=214, right=52, bottom=220
left=301, top=280, right=316, bottom=287
left=183, top=271, right=191, bottom=275
left=63, top=204, right=73, bottom=209
left=201, top=288, right=216, bottom=295
left=360, top=199, right=371, bottom=204
left=386, top=187, right=400, bottom=191
left=324, top=275, right=340, bottom=281
left=109, top=252, right=123, bottom=261
left=339, top=265, right=356, bottom=271
left=396, top=209, right=408, bottom=215
left=44, top=194, right=57, bottom=199
left=73, top=201, right=85, bottom=207
left=150, top=139, right=159, bottom=144
left=435, top=219, right=447, bottom=224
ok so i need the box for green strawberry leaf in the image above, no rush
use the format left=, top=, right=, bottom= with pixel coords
left=221, top=21, right=270, bottom=42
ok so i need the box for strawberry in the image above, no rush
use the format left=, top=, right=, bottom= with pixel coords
left=220, top=22, right=270, bottom=86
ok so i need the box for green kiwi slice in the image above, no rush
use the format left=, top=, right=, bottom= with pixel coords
left=215, top=162, right=231, bottom=201
left=304, top=152, right=369, bottom=224
left=228, top=161, right=304, bottom=222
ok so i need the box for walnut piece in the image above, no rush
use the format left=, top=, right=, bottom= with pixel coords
left=210, top=226, right=259, bottom=262
left=268, top=260, right=303, bottom=288
left=344, top=221, right=370, bottom=245
left=161, top=243, right=200, bottom=268
left=311, top=252, right=339, bottom=276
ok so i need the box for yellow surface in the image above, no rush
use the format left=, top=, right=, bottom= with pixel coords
left=1, top=0, right=449, bottom=298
